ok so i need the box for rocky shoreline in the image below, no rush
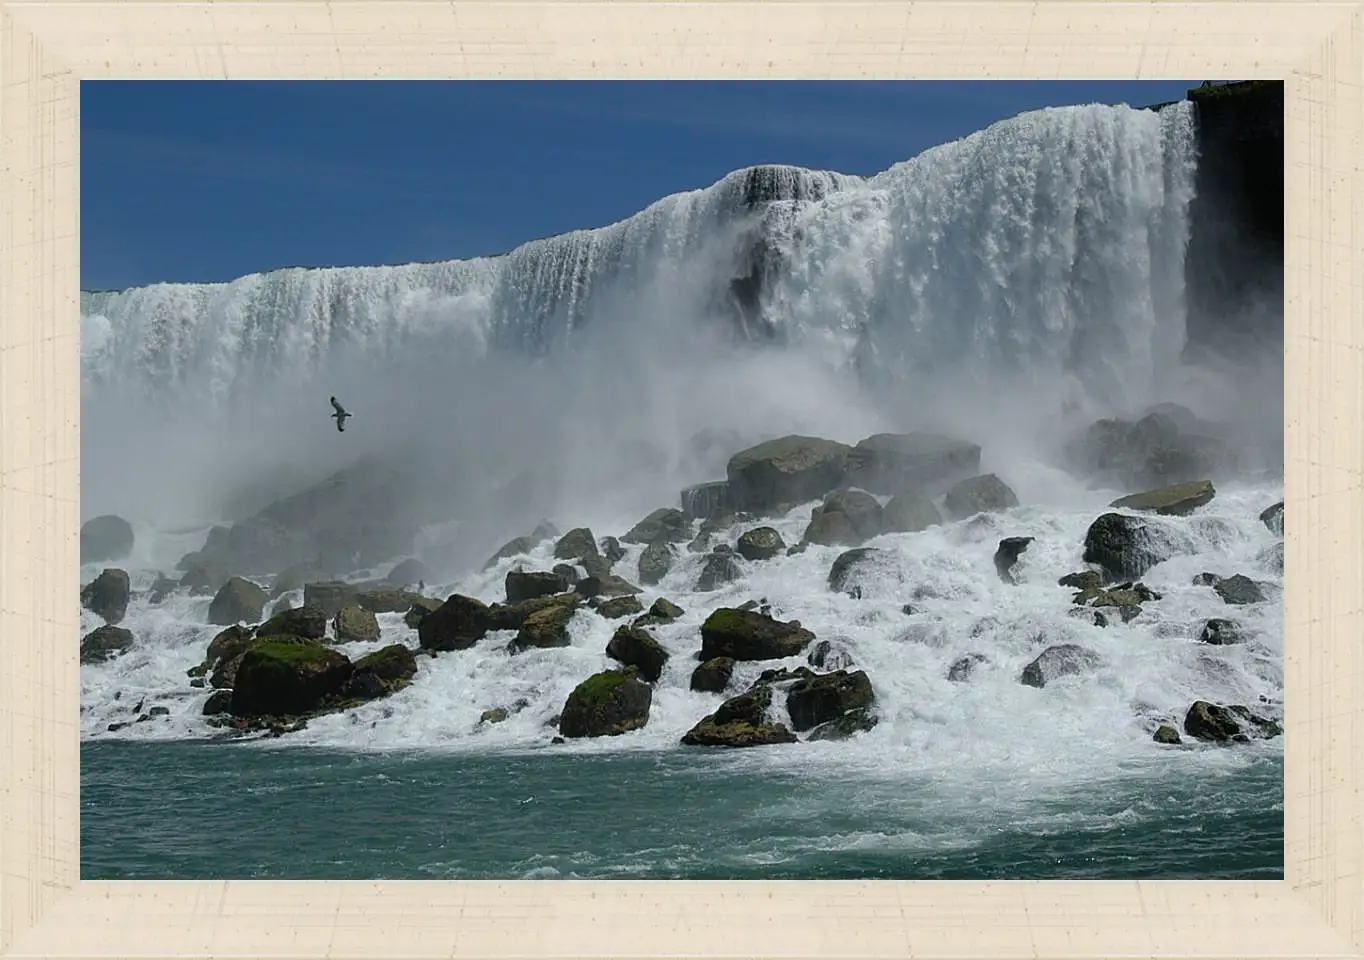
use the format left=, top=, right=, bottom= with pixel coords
left=80, top=403, right=1285, bottom=750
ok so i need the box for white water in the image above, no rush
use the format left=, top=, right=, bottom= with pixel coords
left=79, top=99, right=1283, bottom=799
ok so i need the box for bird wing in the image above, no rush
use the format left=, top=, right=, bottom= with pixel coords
left=330, top=397, right=346, bottom=415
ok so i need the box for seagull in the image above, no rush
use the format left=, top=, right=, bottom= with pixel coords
left=518, top=796, right=535, bottom=805
left=329, top=396, right=352, bottom=433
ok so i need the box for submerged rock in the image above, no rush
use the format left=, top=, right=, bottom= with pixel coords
left=81, top=515, right=134, bottom=564
left=699, top=608, right=814, bottom=661
left=806, top=707, right=879, bottom=741
left=559, top=668, right=653, bottom=738
left=1109, top=479, right=1216, bottom=517
left=1183, top=700, right=1281, bottom=743
left=827, top=547, right=890, bottom=595
left=81, top=568, right=130, bottom=625
left=807, top=639, right=855, bottom=672
left=208, top=576, right=268, bottom=626
left=1198, top=618, right=1248, bottom=645
left=943, top=474, right=1018, bottom=520
left=947, top=653, right=988, bottom=682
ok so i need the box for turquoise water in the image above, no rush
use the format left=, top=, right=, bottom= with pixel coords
left=81, top=741, right=1282, bottom=880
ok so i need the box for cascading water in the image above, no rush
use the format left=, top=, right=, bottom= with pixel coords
left=79, top=99, right=1283, bottom=881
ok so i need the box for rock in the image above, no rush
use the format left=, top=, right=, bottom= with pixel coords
left=355, top=586, right=424, bottom=614
left=1076, top=581, right=1161, bottom=623
left=1068, top=608, right=1110, bottom=628
left=386, top=558, right=429, bottom=586
left=1082, top=513, right=1166, bottom=581
left=1153, top=724, right=1182, bottom=744
left=943, top=474, right=1019, bottom=520
left=700, top=608, right=814, bottom=661
left=827, top=547, right=889, bottom=595
left=552, top=563, right=582, bottom=585
left=1260, top=501, right=1285, bottom=536
left=480, top=707, right=509, bottom=725
left=622, top=508, right=691, bottom=545
left=1059, top=570, right=1103, bottom=591
left=333, top=604, right=381, bottom=643
left=1258, top=541, right=1285, bottom=575
left=1199, top=618, right=1247, bottom=645
left=229, top=639, right=351, bottom=717
left=595, top=595, right=644, bottom=620
left=1213, top=574, right=1266, bottom=605
left=203, top=624, right=256, bottom=682
left=681, top=685, right=797, bottom=747
left=806, top=707, right=879, bottom=741
left=600, top=537, right=626, bottom=564
left=803, top=490, right=882, bottom=546
left=880, top=493, right=942, bottom=534
left=509, top=597, right=580, bottom=652
left=726, top=435, right=853, bottom=513
left=147, top=575, right=179, bottom=605
left=807, top=639, right=854, bottom=671
left=418, top=595, right=491, bottom=652
left=505, top=569, right=570, bottom=603
left=947, top=653, right=988, bottom=682
left=79, top=624, right=134, bottom=664
left=681, top=480, right=733, bottom=521
left=1020, top=644, right=1102, bottom=688
left=403, top=597, right=443, bottom=629
left=785, top=670, right=875, bottom=732
left=483, top=535, right=537, bottom=570
left=993, top=537, right=1034, bottom=584
left=81, top=568, right=130, bottom=624
left=736, top=526, right=786, bottom=561
left=638, top=541, right=675, bottom=586
left=575, top=574, right=643, bottom=599
left=553, top=528, right=600, bottom=563
left=1109, top=480, right=1216, bottom=517
left=303, top=581, right=360, bottom=618
left=1184, top=700, right=1282, bottom=743
left=257, top=604, right=328, bottom=641
left=559, top=668, right=653, bottom=738
left=1067, top=412, right=1235, bottom=488
left=208, top=577, right=268, bottom=626
left=606, top=625, right=670, bottom=682
left=202, top=690, right=233, bottom=716
left=690, top=657, right=735, bottom=693
left=81, top=515, right=134, bottom=564
left=845, top=432, right=981, bottom=496
left=341, top=644, right=417, bottom=699
left=649, top=597, right=684, bottom=620
left=696, top=553, right=743, bottom=592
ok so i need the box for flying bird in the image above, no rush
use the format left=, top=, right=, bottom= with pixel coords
left=329, top=396, right=352, bottom=433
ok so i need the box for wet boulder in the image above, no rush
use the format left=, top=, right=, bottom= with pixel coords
left=725, top=435, right=852, bottom=513
left=880, top=493, right=942, bottom=534
left=483, top=535, right=537, bottom=570
left=807, top=639, right=855, bottom=672
left=622, top=508, right=691, bottom=545
left=594, top=595, right=644, bottom=620
left=355, top=586, right=425, bottom=614
left=1153, top=724, right=1182, bottom=744
left=403, top=596, right=443, bottom=629
left=417, top=594, right=491, bottom=652
left=558, top=668, right=653, bottom=738
left=79, top=624, right=134, bottom=664
left=1183, top=700, right=1281, bottom=743
left=257, top=604, right=328, bottom=642
left=1212, top=574, right=1267, bottom=605
left=509, top=596, right=581, bottom=652
left=699, top=608, right=814, bottom=661
left=202, top=690, right=233, bottom=716
left=943, top=474, right=1019, bottom=520
left=505, top=569, right=571, bottom=603
left=1260, top=501, right=1285, bottom=536
left=81, top=568, right=130, bottom=625
left=81, top=515, right=134, bottom=565
left=803, top=489, right=883, bottom=546
left=208, top=576, right=268, bottom=626
left=553, top=527, right=600, bottom=564
left=638, top=541, right=675, bottom=586
left=827, top=547, right=891, bottom=595
left=993, top=537, right=1034, bottom=584
left=228, top=639, right=352, bottom=717
left=1020, top=644, right=1102, bottom=688
left=845, top=432, right=980, bottom=496
left=1199, top=618, right=1248, bottom=645
left=1109, top=480, right=1216, bottom=517
left=736, top=526, right=786, bottom=561
left=680, top=480, right=733, bottom=521
left=341, top=644, right=418, bottom=700
left=696, top=552, right=743, bottom=592
left=574, top=573, right=643, bottom=600
left=1082, top=513, right=1167, bottom=581
left=806, top=708, right=879, bottom=741
left=1067, top=412, right=1234, bottom=488
left=785, top=669, right=876, bottom=732
left=606, top=624, right=670, bottom=682
left=681, top=685, right=797, bottom=747
left=690, top=656, right=736, bottom=693
left=333, top=604, right=381, bottom=643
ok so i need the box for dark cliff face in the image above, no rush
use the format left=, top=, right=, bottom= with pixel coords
left=1181, top=81, right=1284, bottom=359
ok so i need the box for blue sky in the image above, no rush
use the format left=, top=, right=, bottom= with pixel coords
left=80, top=80, right=1204, bottom=291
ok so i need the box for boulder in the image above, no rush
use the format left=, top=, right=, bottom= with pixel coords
left=81, top=568, right=130, bottom=624
left=600, top=537, right=626, bottom=564
left=880, top=493, right=942, bottom=534
left=845, top=432, right=981, bottom=496
left=1020, top=644, right=1101, bottom=688
left=81, top=515, right=134, bottom=564
left=681, top=481, right=733, bottom=521
left=681, top=685, right=797, bottom=747
left=483, top=535, right=537, bottom=570
left=355, top=586, right=425, bottom=614
left=649, top=597, right=684, bottom=620
left=1153, top=724, right=1182, bottom=744
left=785, top=669, right=876, bottom=732
left=605, top=624, right=670, bottom=682
left=806, top=708, right=879, bottom=741
left=1075, top=581, right=1161, bottom=623
left=638, top=541, right=675, bottom=586
left=802, top=510, right=863, bottom=547
left=417, top=595, right=491, bottom=652
left=1067, top=412, right=1235, bottom=488
left=827, top=547, right=890, bottom=595
left=147, top=575, right=180, bottom=605
left=1213, top=574, right=1267, bottom=605
left=1260, top=501, right=1285, bottom=536
left=947, top=653, right=988, bottom=682
left=558, top=668, right=653, bottom=738
left=726, top=435, right=852, bottom=513
left=700, top=608, right=814, bottom=661
left=229, top=639, right=352, bottom=717
left=1109, top=480, right=1216, bottom=517
left=207, top=577, right=268, bottom=626
left=1183, top=700, right=1282, bottom=743
left=553, top=527, right=600, bottom=563
left=993, top=537, right=1034, bottom=584
left=1199, top=618, right=1248, bottom=645
left=1059, top=570, right=1103, bottom=591
left=257, top=604, right=328, bottom=642
left=341, top=644, right=418, bottom=700
left=622, top=508, right=691, bottom=545
left=509, top=597, right=580, bottom=652
left=690, top=656, right=735, bottom=693
left=574, top=573, right=643, bottom=600
left=79, top=624, right=134, bottom=664
left=386, top=558, right=429, bottom=586
left=804, top=489, right=883, bottom=546
left=1082, top=513, right=1166, bottom=581
left=202, top=690, right=233, bottom=716
left=303, top=581, right=360, bottom=618
left=403, top=596, right=443, bottom=629
left=333, top=604, right=381, bottom=643
left=807, top=639, right=855, bottom=672
left=505, top=569, right=571, bottom=603
left=696, top=552, right=743, bottom=592
left=943, top=474, right=1019, bottom=520
left=736, top=526, right=786, bottom=561
left=594, top=595, right=644, bottom=620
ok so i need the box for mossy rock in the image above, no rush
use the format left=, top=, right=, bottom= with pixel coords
left=594, top=595, right=644, bottom=620
left=418, top=594, right=491, bottom=652
left=1059, top=570, right=1103, bottom=591
left=229, top=640, right=352, bottom=717
left=334, top=604, right=381, bottom=643
left=510, top=598, right=580, bottom=652
left=681, top=687, right=796, bottom=747
left=488, top=592, right=580, bottom=631
left=559, top=668, right=653, bottom=738
left=81, top=568, right=130, bottom=625
left=785, top=669, right=875, bottom=732
left=606, top=625, right=670, bottom=682
left=355, top=586, right=424, bottom=614
left=690, top=656, right=735, bottom=693
left=699, top=608, right=814, bottom=662
left=1110, top=480, right=1215, bottom=517
left=1153, top=724, right=1182, bottom=744
left=806, top=706, right=879, bottom=741
left=80, top=624, right=134, bottom=664
left=342, top=643, right=417, bottom=700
